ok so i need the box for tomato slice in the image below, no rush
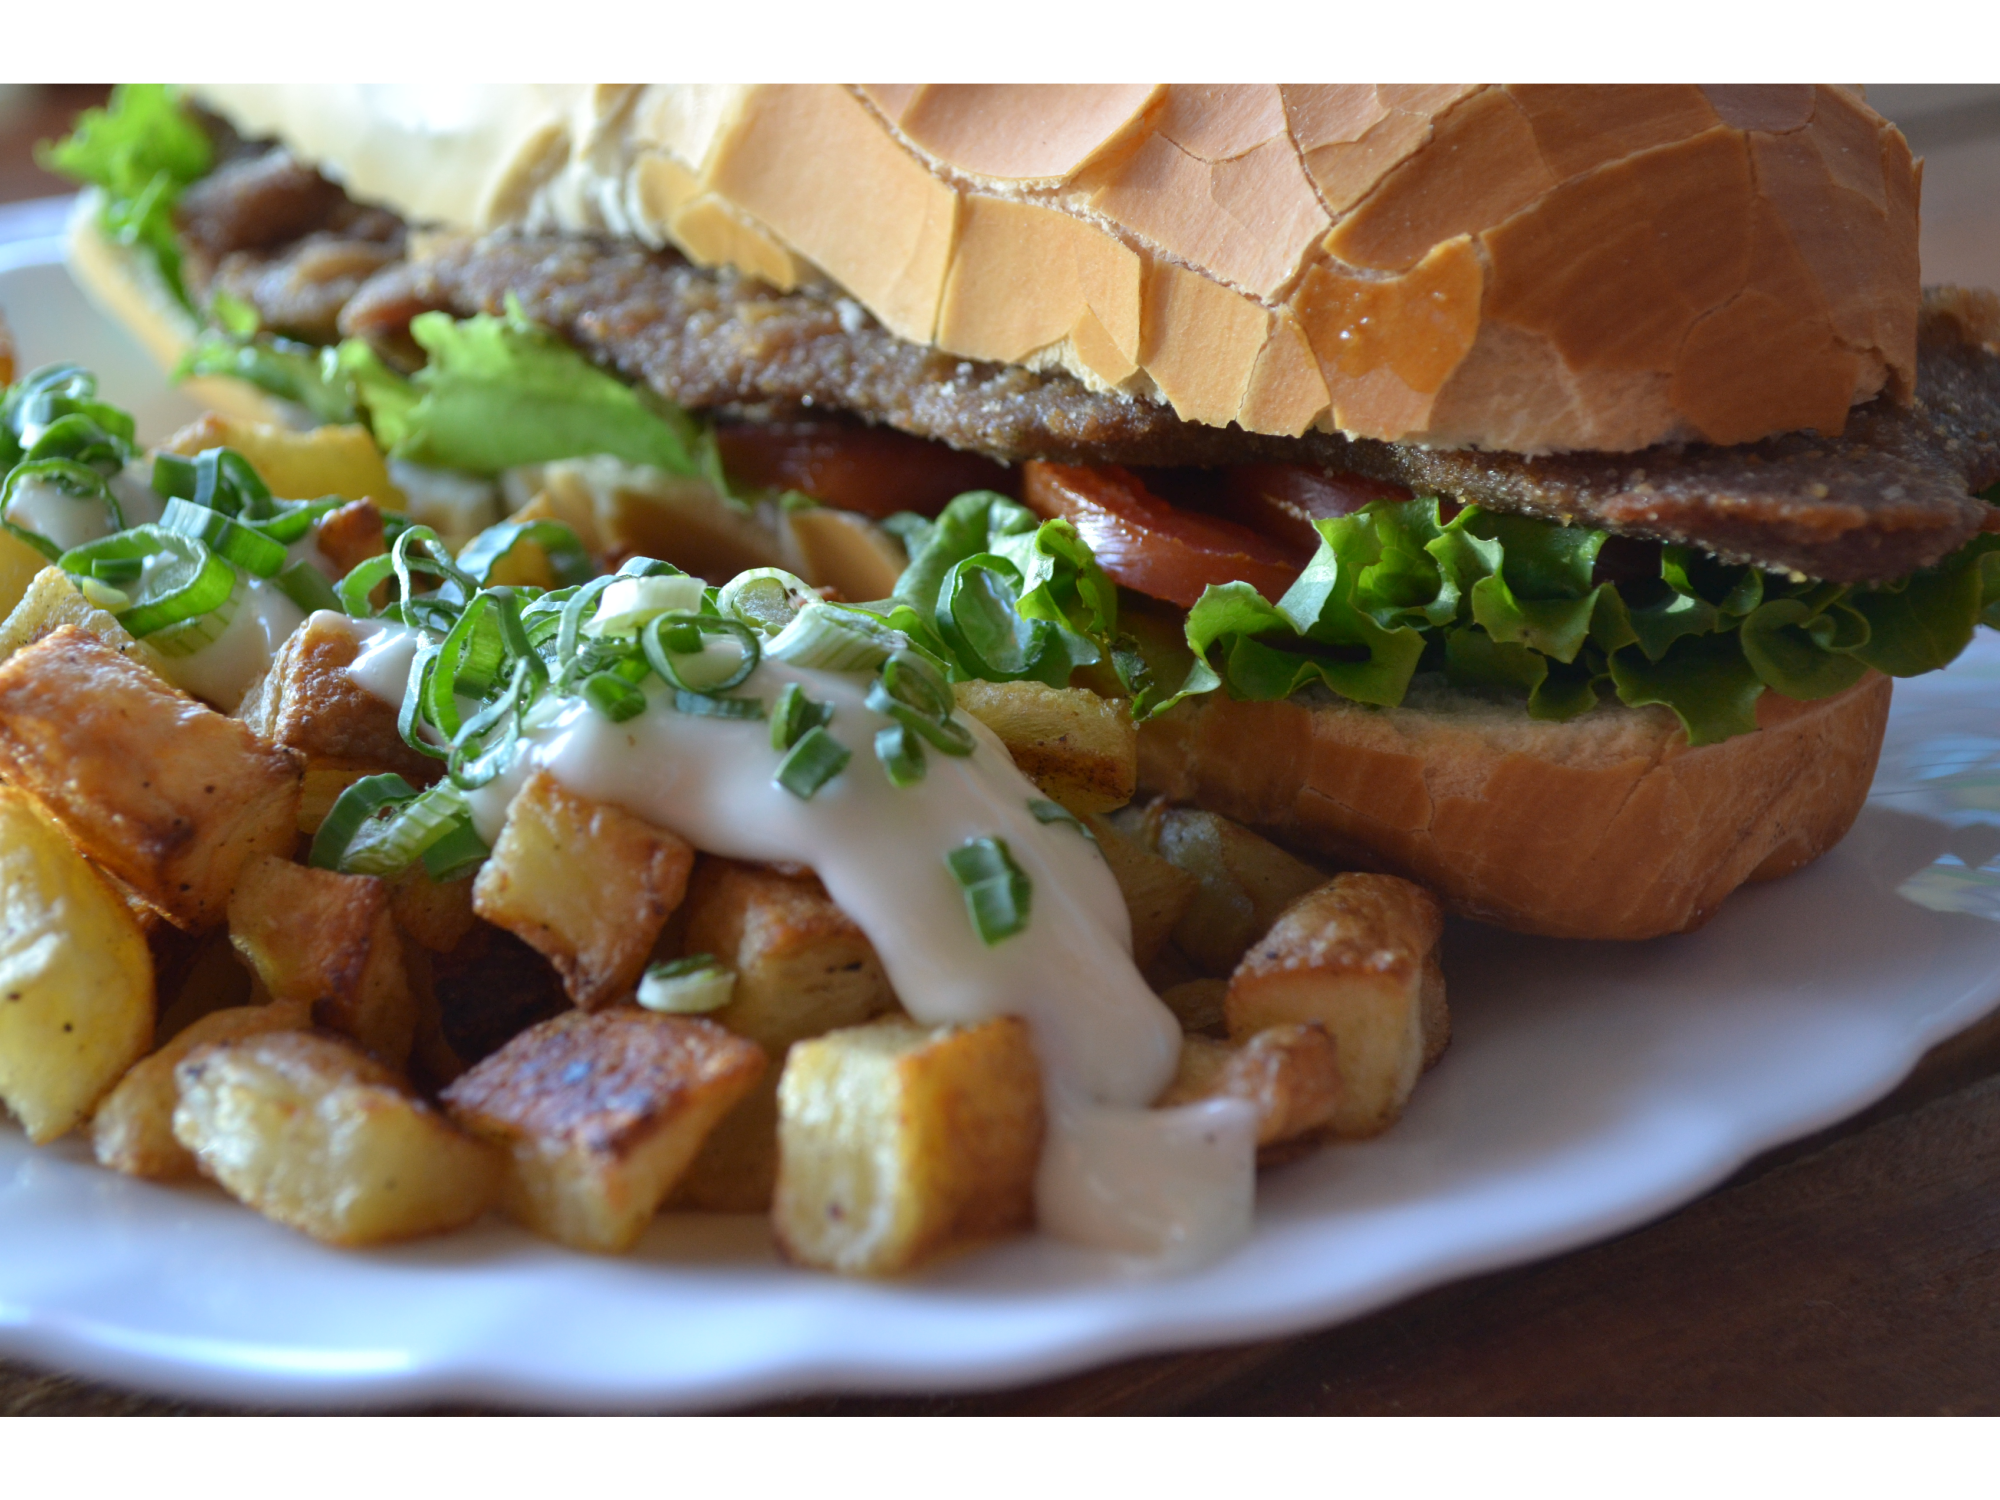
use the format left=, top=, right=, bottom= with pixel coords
left=1022, top=462, right=1305, bottom=607
left=715, top=420, right=1016, bottom=520
left=1221, top=464, right=1414, bottom=554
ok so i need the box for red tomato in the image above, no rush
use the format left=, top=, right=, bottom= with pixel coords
left=1221, top=465, right=1414, bottom=554
left=1022, top=462, right=1305, bottom=607
left=714, top=421, right=1016, bottom=519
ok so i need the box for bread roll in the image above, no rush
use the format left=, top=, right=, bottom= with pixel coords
left=195, top=84, right=1920, bottom=455
left=1137, top=674, right=1892, bottom=941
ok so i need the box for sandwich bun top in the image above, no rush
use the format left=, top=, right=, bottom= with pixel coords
left=196, top=84, right=1921, bottom=456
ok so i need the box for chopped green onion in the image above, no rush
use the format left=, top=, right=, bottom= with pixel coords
left=774, top=725, right=851, bottom=799
left=151, top=446, right=272, bottom=518
left=274, top=558, right=341, bottom=615
left=583, top=670, right=648, bottom=722
left=145, top=576, right=245, bottom=657
left=329, top=779, right=478, bottom=877
left=636, top=954, right=736, bottom=1014
left=57, top=526, right=237, bottom=638
left=946, top=837, right=1032, bottom=945
left=875, top=724, right=926, bottom=787
left=76, top=576, right=130, bottom=611
left=675, top=689, right=765, bottom=720
left=717, top=567, right=817, bottom=637
left=769, top=681, right=833, bottom=750
left=88, top=555, right=143, bottom=586
left=641, top=610, right=760, bottom=693
left=1028, top=798, right=1093, bottom=839
left=767, top=600, right=906, bottom=671
left=420, top=815, right=491, bottom=883
left=161, top=496, right=287, bottom=577
left=878, top=650, right=953, bottom=717
left=307, top=773, right=420, bottom=871
left=865, top=677, right=975, bottom=756
left=584, top=571, right=705, bottom=637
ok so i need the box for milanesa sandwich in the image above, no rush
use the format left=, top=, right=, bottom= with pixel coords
left=60, top=84, right=2000, bottom=943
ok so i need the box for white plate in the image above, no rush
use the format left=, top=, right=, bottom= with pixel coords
left=4, top=205, right=1999, bottom=1411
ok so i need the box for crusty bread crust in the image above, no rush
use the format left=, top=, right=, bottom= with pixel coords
left=1137, top=674, right=1892, bottom=941
left=197, top=84, right=1920, bottom=454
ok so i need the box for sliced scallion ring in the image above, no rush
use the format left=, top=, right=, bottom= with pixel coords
left=583, top=671, right=648, bottom=722
left=674, top=689, right=765, bottom=720
left=865, top=678, right=975, bottom=757
left=773, top=725, right=851, bottom=799
left=274, top=558, right=341, bottom=615
left=145, top=574, right=246, bottom=657
left=875, top=723, right=926, bottom=787
left=161, top=497, right=288, bottom=578
left=57, top=526, right=237, bottom=639
left=641, top=610, right=760, bottom=693
left=637, top=954, right=736, bottom=1014
left=769, top=681, right=833, bottom=750
left=946, top=836, right=1032, bottom=945
left=717, top=567, right=817, bottom=637
left=766, top=600, right=905, bottom=672
left=1027, top=798, right=1093, bottom=839
left=307, top=773, right=421, bottom=871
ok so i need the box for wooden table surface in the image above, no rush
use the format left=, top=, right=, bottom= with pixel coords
left=3, top=85, right=1998, bottom=1417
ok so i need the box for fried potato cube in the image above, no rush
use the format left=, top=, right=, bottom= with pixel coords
left=521, top=457, right=784, bottom=579
left=681, top=859, right=898, bottom=1053
left=774, top=1016, right=1043, bottom=1276
left=672, top=859, right=900, bottom=1211
left=1156, top=1024, right=1343, bottom=1163
left=1226, top=874, right=1447, bottom=1139
left=1157, top=807, right=1329, bottom=977
left=228, top=855, right=418, bottom=1068
left=0, top=626, right=303, bottom=930
left=92, top=1000, right=310, bottom=1180
left=785, top=507, right=905, bottom=603
left=1083, top=813, right=1198, bottom=968
left=235, top=611, right=438, bottom=795
left=953, top=680, right=1136, bottom=815
left=0, top=528, right=48, bottom=620
left=0, top=788, right=154, bottom=1142
left=0, top=566, right=171, bottom=677
left=174, top=1030, right=498, bottom=1246
left=389, top=867, right=479, bottom=954
left=310, top=499, right=389, bottom=577
left=472, top=771, right=696, bottom=1010
left=443, top=1008, right=766, bottom=1253
left=159, top=412, right=406, bottom=509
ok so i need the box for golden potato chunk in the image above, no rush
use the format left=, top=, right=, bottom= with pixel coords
left=0, top=566, right=171, bottom=677
left=93, top=1000, right=311, bottom=1180
left=1156, top=1024, right=1343, bottom=1163
left=0, top=529, right=49, bottom=621
left=0, top=626, right=303, bottom=930
left=443, top=1008, right=765, bottom=1253
left=311, top=499, right=389, bottom=577
left=518, top=456, right=783, bottom=578
left=773, top=1015, right=1043, bottom=1276
left=389, top=867, right=479, bottom=954
left=1155, top=807, right=1328, bottom=977
left=1226, top=874, right=1447, bottom=1139
left=174, top=1030, right=498, bottom=1246
left=473, top=770, right=696, bottom=1010
left=235, top=611, right=438, bottom=802
left=0, top=788, right=154, bottom=1142
left=158, top=412, right=406, bottom=508
left=228, top=855, right=418, bottom=1069
left=672, top=859, right=900, bottom=1212
left=953, top=679, right=1136, bottom=816
left=1083, top=813, right=1198, bottom=969
left=785, top=507, right=905, bottom=602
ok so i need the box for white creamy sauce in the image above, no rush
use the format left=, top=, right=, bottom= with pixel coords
left=109, top=464, right=165, bottom=529
left=159, top=579, right=305, bottom=711
left=335, top=615, right=1257, bottom=1260
left=4, top=477, right=118, bottom=553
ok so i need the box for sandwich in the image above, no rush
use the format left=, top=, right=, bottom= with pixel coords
left=10, top=81, right=1993, bottom=1272
left=55, top=84, right=2000, bottom=945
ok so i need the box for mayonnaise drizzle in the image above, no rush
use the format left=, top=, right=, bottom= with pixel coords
left=336, top=615, right=1257, bottom=1260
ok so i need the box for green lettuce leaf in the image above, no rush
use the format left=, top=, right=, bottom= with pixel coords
left=1168, top=491, right=2000, bottom=747
left=330, top=298, right=706, bottom=476
left=175, top=330, right=361, bottom=425
left=42, top=85, right=212, bottom=311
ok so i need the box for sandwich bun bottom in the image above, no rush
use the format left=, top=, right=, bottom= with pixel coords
left=1137, top=672, right=1891, bottom=941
